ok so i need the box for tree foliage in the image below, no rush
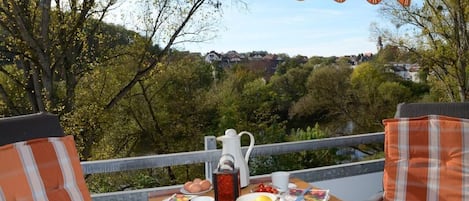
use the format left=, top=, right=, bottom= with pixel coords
left=290, top=58, right=424, bottom=135
left=288, top=124, right=346, bottom=167
left=290, top=64, right=353, bottom=133
left=0, top=0, right=241, bottom=192
left=0, top=0, right=116, bottom=114
left=206, top=66, right=287, bottom=144
left=0, top=0, right=441, bottom=193
left=376, top=0, right=469, bottom=101
left=0, top=0, right=225, bottom=116
left=81, top=54, right=216, bottom=191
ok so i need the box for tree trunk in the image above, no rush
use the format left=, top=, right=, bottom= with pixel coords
left=39, top=0, right=54, bottom=106
left=32, top=64, right=46, bottom=112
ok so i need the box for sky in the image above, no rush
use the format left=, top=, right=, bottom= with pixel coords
left=177, top=0, right=389, bottom=57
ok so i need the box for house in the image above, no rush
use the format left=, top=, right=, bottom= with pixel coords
left=386, top=63, right=421, bottom=82
left=204, top=51, right=222, bottom=63
left=202, top=50, right=284, bottom=80
left=408, top=64, right=421, bottom=83
left=248, top=51, right=268, bottom=60
left=224, top=50, right=242, bottom=63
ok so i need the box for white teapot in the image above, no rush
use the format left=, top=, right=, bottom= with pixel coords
left=216, top=129, right=255, bottom=188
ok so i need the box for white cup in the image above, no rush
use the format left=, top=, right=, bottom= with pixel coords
left=271, top=171, right=290, bottom=193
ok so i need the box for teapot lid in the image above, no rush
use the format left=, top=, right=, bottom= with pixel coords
left=225, top=129, right=237, bottom=137
left=217, top=129, right=239, bottom=141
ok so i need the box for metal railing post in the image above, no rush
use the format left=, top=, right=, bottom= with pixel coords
left=204, top=136, right=217, bottom=182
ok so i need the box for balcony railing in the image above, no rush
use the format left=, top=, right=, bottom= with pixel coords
left=82, top=132, right=385, bottom=201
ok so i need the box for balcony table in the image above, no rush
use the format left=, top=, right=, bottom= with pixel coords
left=148, top=178, right=342, bottom=201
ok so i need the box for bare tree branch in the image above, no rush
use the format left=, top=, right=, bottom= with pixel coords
left=105, top=0, right=208, bottom=109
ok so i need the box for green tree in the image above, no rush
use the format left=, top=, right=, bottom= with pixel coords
left=376, top=0, right=469, bottom=101
left=75, top=52, right=216, bottom=192
left=290, top=65, right=353, bottom=133
left=0, top=0, right=228, bottom=116
left=291, top=61, right=419, bottom=134
left=0, top=0, right=235, bottom=167
left=269, top=65, right=313, bottom=129
left=288, top=124, right=345, bottom=167
left=104, top=0, right=226, bottom=109
left=349, top=63, right=401, bottom=132
left=207, top=66, right=286, bottom=143
left=275, top=55, right=308, bottom=75
left=377, top=45, right=399, bottom=63
left=250, top=123, right=347, bottom=176
left=0, top=0, right=116, bottom=114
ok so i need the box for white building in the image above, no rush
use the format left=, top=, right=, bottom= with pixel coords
left=387, top=63, right=421, bottom=83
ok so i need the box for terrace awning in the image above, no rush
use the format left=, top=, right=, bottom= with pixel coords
left=334, top=0, right=411, bottom=6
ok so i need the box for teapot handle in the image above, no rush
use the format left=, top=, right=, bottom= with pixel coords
left=238, top=131, right=255, bottom=164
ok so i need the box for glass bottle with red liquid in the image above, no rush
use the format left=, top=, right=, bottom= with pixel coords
left=213, top=154, right=241, bottom=201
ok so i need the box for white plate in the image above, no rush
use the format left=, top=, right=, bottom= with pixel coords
left=163, top=194, right=196, bottom=201
left=236, top=192, right=277, bottom=201
left=180, top=187, right=213, bottom=195
left=286, top=189, right=330, bottom=201
left=269, top=182, right=298, bottom=189
left=191, top=196, right=215, bottom=201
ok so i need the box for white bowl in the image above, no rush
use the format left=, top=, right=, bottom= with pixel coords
left=236, top=192, right=277, bottom=201
left=192, top=196, right=214, bottom=201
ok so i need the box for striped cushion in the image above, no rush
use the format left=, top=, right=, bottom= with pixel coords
left=383, top=115, right=469, bottom=200
left=367, top=0, right=382, bottom=4
left=398, top=0, right=411, bottom=6
left=0, top=135, right=91, bottom=201
left=332, top=0, right=410, bottom=6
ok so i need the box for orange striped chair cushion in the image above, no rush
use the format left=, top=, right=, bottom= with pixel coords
left=383, top=115, right=469, bottom=200
left=0, top=135, right=91, bottom=201
left=333, top=0, right=410, bottom=6
left=367, top=0, right=382, bottom=4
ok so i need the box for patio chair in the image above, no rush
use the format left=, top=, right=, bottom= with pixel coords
left=394, top=102, right=469, bottom=119
left=0, top=112, right=92, bottom=201
left=375, top=102, right=469, bottom=201
left=0, top=112, right=64, bottom=146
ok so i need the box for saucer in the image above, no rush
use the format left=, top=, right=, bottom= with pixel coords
left=180, top=187, right=213, bottom=195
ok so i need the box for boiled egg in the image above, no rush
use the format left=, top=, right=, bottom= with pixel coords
left=188, top=183, right=202, bottom=193
left=183, top=181, right=193, bottom=191
left=199, top=179, right=211, bottom=191
left=192, top=178, right=202, bottom=184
